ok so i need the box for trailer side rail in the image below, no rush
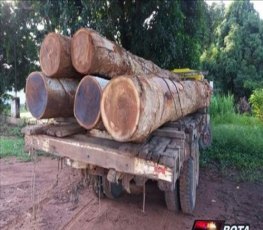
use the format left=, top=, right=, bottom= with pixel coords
left=25, top=134, right=173, bottom=182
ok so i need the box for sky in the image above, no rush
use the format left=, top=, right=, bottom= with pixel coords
left=206, top=0, right=263, bottom=19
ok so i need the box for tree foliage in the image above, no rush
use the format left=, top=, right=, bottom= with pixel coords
left=0, top=1, right=39, bottom=107
left=0, top=0, right=208, bottom=105
left=249, top=88, right=263, bottom=121
left=201, top=0, right=263, bottom=98
left=1, top=0, right=263, bottom=111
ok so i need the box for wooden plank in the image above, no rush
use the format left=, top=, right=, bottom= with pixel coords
left=153, top=128, right=185, bottom=139
left=22, top=123, right=85, bottom=137
left=138, top=143, right=151, bottom=160
left=88, top=129, right=113, bottom=140
left=162, top=121, right=181, bottom=129
left=71, top=135, right=139, bottom=156
left=150, top=137, right=171, bottom=162
left=21, top=124, right=51, bottom=135
left=138, top=136, right=158, bottom=160
left=49, top=124, right=85, bottom=137
left=25, top=134, right=173, bottom=182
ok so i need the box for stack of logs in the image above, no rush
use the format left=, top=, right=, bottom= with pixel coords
left=26, top=28, right=212, bottom=142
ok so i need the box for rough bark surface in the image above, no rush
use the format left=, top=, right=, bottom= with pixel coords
left=71, top=28, right=179, bottom=80
left=74, top=76, right=108, bottom=130
left=40, top=33, right=81, bottom=78
left=26, top=72, right=79, bottom=119
left=101, top=75, right=212, bottom=142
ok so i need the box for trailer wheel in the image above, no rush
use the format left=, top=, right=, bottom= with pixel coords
left=164, top=180, right=180, bottom=212
left=92, top=176, right=105, bottom=199
left=102, top=177, right=123, bottom=199
left=92, top=176, right=123, bottom=199
left=195, top=147, right=200, bottom=187
left=199, top=124, right=212, bottom=150
left=179, top=157, right=196, bottom=214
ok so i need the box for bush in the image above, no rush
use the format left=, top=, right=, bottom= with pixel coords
left=209, top=94, right=236, bottom=123
left=0, top=93, right=12, bottom=114
left=249, top=89, right=263, bottom=121
left=201, top=93, right=263, bottom=181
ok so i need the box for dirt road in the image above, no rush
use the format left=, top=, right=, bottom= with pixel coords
left=0, top=157, right=262, bottom=230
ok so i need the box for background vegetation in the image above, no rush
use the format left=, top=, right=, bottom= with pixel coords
left=201, top=94, right=263, bottom=181
left=0, top=0, right=263, bottom=181
left=249, top=88, right=263, bottom=121
left=1, top=0, right=262, bottom=104
left=0, top=121, right=30, bottom=161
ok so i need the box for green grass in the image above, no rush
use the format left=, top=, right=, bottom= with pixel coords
left=0, top=137, right=30, bottom=161
left=0, top=121, right=24, bottom=137
left=201, top=94, right=263, bottom=182
left=0, top=121, right=30, bottom=161
left=209, top=94, right=235, bottom=118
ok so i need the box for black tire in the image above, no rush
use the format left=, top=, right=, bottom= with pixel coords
left=179, top=158, right=196, bottom=214
left=92, top=176, right=123, bottom=199
left=195, top=147, right=200, bottom=187
left=199, top=124, right=212, bottom=150
left=164, top=180, right=181, bottom=212
left=92, top=176, right=105, bottom=199
left=102, top=177, right=123, bottom=199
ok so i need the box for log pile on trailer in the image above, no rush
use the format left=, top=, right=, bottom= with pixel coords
left=24, top=28, right=212, bottom=214
left=26, top=28, right=211, bottom=140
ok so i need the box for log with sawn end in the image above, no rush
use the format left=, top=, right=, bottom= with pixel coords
left=74, top=75, right=108, bottom=130
left=101, top=74, right=212, bottom=142
left=40, top=33, right=82, bottom=78
left=26, top=72, right=79, bottom=119
left=71, top=28, right=179, bottom=80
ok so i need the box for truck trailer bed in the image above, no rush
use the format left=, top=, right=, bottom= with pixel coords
left=24, top=112, right=207, bottom=187
left=24, top=123, right=186, bottom=184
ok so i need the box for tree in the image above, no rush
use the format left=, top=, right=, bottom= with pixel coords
left=34, top=0, right=208, bottom=69
left=0, top=0, right=209, bottom=111
left=201, top=0, right=263, bottom=97
left=0, top=1, right=39, bottom=109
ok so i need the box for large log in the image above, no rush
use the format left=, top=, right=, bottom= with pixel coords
left=40, top=33, right=81, bottom=78
left=74, top=76, right=108, bottom=129
left=26, top=72, right=79, bottom=119
left=101, top=75, right=212, bottom=142
left=71, top=28, right=179, bottom=80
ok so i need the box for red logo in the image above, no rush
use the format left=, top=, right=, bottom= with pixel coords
left=192, top=220, right=224, bottom=230
left=192, top=220, right=250, bottom=230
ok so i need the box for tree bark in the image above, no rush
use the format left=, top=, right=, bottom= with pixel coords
left=26, top=72, right=79, bottom=119
left=71, top=28, right=179, bottom=80
left=74, top=76, right=108, bottom=130
left=40, top=33, right=81, bottom=78
left=101, top=75, right=212, bottom=142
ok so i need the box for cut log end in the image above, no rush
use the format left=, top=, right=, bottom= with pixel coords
left=71, top=29, right=95, bottom=74
left=74, top=76, right=103, bottom=130
left=40, top=33, right=61, bottom=77
left=26, top=72, right=47, bottom=119
left=101, top=77, right=140, bottom=141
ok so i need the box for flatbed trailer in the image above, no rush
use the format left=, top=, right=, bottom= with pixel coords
left=24, top=110, right=211, bottom=214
